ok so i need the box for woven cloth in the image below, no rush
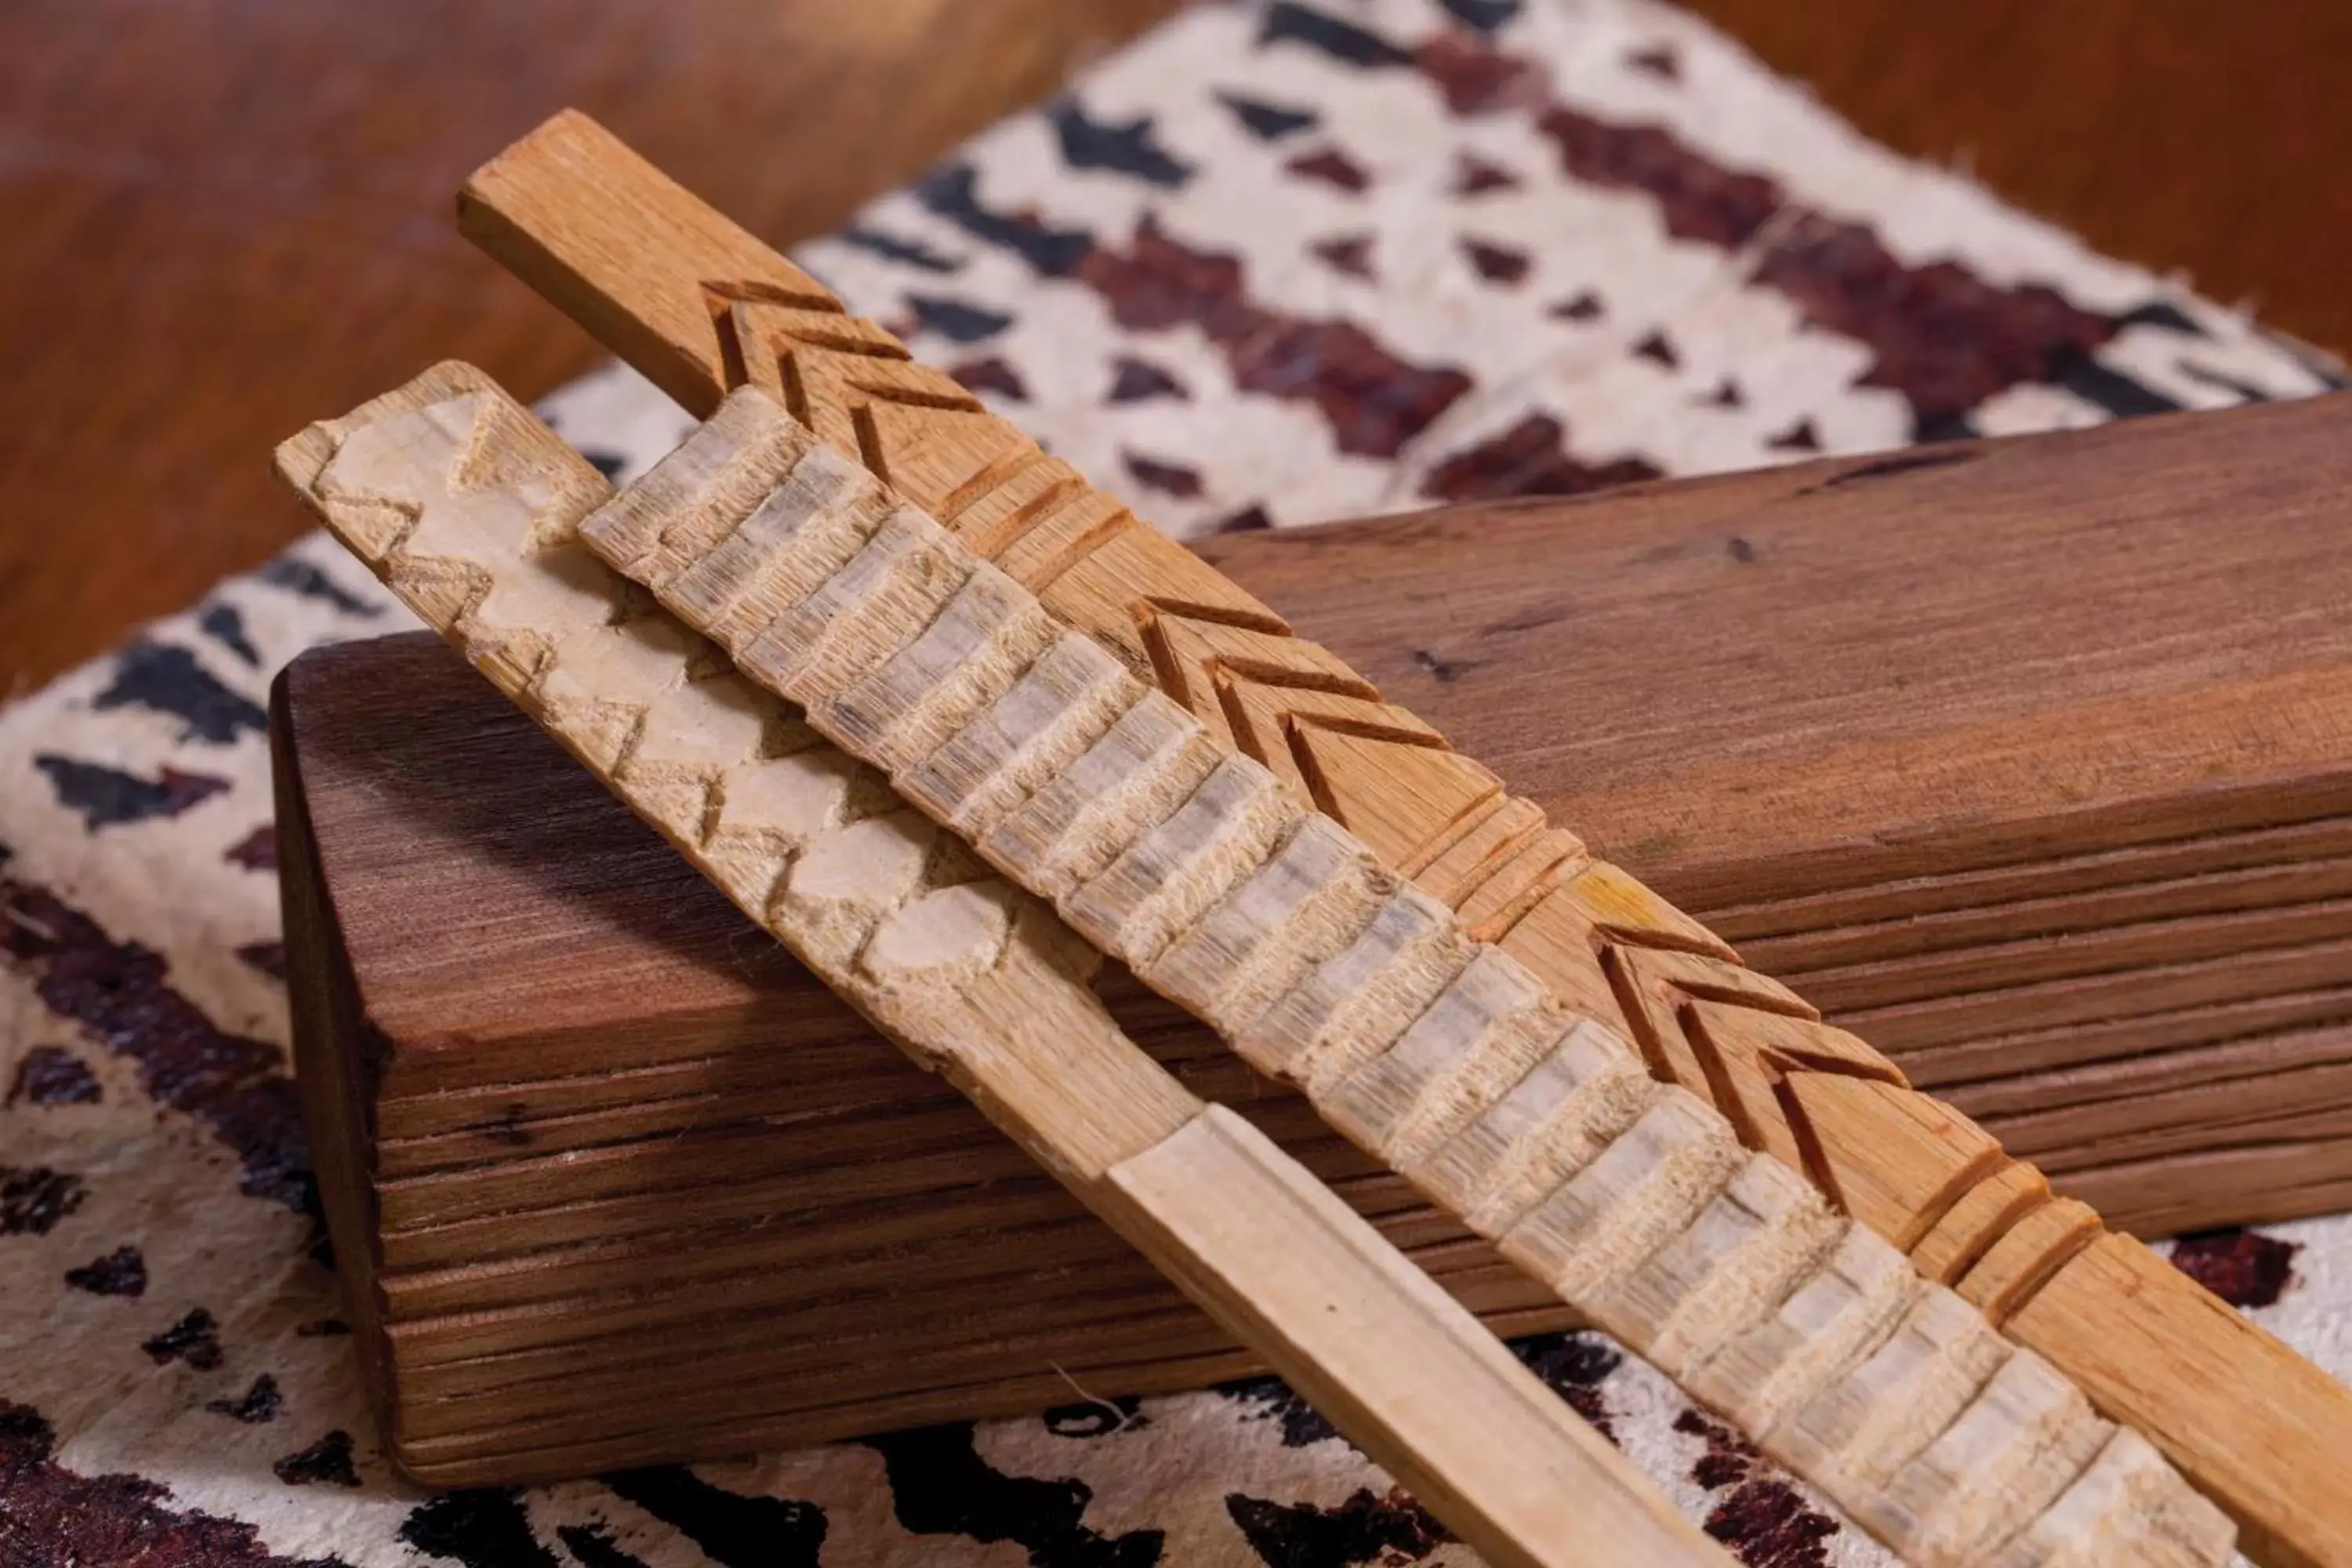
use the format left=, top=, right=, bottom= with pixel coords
left=3, top=1, right=2345, bottom=1563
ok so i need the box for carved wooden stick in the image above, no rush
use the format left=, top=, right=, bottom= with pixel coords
left=274, top=362, right=1732, bottom=1568
left=459, top=109, right=2352, bottom=1567
left=575, top=376, right=2227, bottom=1567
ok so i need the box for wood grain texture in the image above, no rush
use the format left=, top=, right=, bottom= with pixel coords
left=568, top=376, right=2224, bottom=1565
left=273, top=361, right=1721, bottom=1568
left=459, top=111, right=2340, bottom=1564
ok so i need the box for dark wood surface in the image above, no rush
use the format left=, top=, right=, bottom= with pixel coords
left=278, top=403, right=2352, bottom=1479
left=4, top=0, right=2348, bottom=692
left=0, top=0, right=1183, bottom=694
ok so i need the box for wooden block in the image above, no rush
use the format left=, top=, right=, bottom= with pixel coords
left=290, top=626, right=2311, bottom=1527
left=285, top=439, right=2352, bottom=1561
left=275, top=363, right=1730, bottom=1568
left=452, top=111, right=2350, bottom=1562
left=280, top=453, right=2352, bottom=1541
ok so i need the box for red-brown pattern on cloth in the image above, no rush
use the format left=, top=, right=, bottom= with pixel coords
left=1074, top=217, right=1475, bottom=459
left=2172, top=1228, right=2303, bottom=1309
left=1, top=873, right=309, bottom=1208
left=0, top=1403, right=347, bottom=1568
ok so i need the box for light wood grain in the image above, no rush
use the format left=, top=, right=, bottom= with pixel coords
left=1115, top=1105, right=1704, bottom=1568
left=569, top=376, right=2226, bottom=1566
left=453, top=109, right=2350, bottom=1564
left=273, top=361, right=1722, bottom=1568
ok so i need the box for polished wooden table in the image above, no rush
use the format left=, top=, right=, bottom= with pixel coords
left=3, top=0, right=2345, bottom=691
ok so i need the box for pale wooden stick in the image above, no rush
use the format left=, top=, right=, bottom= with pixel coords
left=273, top=361, right=1726, bottom=1568
left=577, top=383, right=2230, bottom=1568
left=461, top=109, right=2352, bottom=1568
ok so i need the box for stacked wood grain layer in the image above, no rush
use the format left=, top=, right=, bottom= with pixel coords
left=1194, top=394, right=2352, bottom=1240
left=278, top=393, right=2352, bottom=1487
left=275, top=635, right=1570, bottom=1486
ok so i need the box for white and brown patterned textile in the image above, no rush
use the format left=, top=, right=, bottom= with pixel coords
left=2, top=2, right=2344, bottom=1563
